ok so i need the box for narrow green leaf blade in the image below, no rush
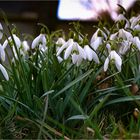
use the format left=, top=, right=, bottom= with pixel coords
left=53, top=69, right=93, bottom=98
left=105, top=95, right=140, bottom=106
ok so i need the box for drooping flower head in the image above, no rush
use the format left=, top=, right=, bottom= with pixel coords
left=56, top=37, right=66, bottom=63
left=31, top=34, right=47, bottom=52
left=56, top=38, right=86, bottom=66
left=110, top=29, right=133, bottom=41
left=104, top=50, right=122, bottom=72
left=90, top=28, right=107, bottom=51
left=1, top=34, right=21, bottom=61
left=84, top=45, right=99, bottom=64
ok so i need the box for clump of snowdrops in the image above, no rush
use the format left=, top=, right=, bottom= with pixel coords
left=0, top=12, right=140, bottom=139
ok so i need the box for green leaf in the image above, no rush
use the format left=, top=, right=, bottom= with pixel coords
left=0, top=95, right=40, bottom=118
left=53, top=69, right=93, bottom=98
left=105, top=95, right=140, bottom=106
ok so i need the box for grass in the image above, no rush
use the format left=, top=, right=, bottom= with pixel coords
left=0, top=11, right=140, bottom=139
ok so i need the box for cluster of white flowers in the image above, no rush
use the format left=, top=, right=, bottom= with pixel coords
left=56, top=14, right=140, bottom=72
left=0, top=28, right=48, bottom=81
left=105, top=14, right=140, bottom=71
left=56, top=38, right=99, bottom=66
left=0, top=13, right=139, bottom=81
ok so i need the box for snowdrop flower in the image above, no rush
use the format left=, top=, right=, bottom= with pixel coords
left=71, top=53, right=83, bottom=66
left=3, top=34, right=21, bottom=49
left=115, top=14, right=130, bottom=28
left=118, top=29, right=133, bottom=41
left=64, top=42, right=86, bottom=60
left=57, top=39, right=86, bottom=60
left=57, top=38, right=86, bottom=66
left=0, top=44, right=5, bottom=62
left=56, top=44, right=63, bottom=63
left=130, top=15, right=140, bottom=31
left=104, top=50, right=122, bottom=72
left=0, top=23, right=3, bottom=40
left=84, top=45, right=99, bottom=63
left=90, top=37, right=102, bottom=51
left=115, top=14, right=128, bottom=22
left=22, top=41, right=30, bottom=52
left=119, top=40, right=132, bottom=55
left=19, top=40, right=30, bottom=57
left=56, top=37, right=65, bottom=46
left=109, top=32, right=118, bottom=40
left=2, top=34, right=21, bottom=61
left=57, top=38, right=74, bottom=56
left=90, top=29, right=106, bottom=51
left=56, top=38, right=65, bottom=63
left=106, top=43, right=111, bottom=53
left=110, top=29, right=133, bottom=41
left=31, top=34, right=47, bottom=52
left=0, top=64, right=9, bottom=81
left=133, top=37, right=140, bottom=51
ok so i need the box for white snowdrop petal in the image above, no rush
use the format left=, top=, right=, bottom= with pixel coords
left=22, top=41, right=30, bottom=51
left=41, top=34, right=47, bottom=45
left=131, top=16, right=139, bottom=28
left=84, top=45, right=93, bottom=61
left=115, top=14, right=127, bottom=22
left=57, top=43, right=67, bottom=56
left=134, top=37, right=140, bottom=51
left=91, top=37, right=102, bottom=51
left=13, top=34, right=21, bottom=48
left=119, top=45, right=128, bottom=55
left=115, top=58, right=122, bottom=72
left=77, top=43, right=86, bottom=59
left=57, top=39, right=73, bottom=56
left=0, top=47, right=5, bottom=62
left=31, top=34, right=41, bottom=49
left=130, top=16, right=136, bottom=24
left=0, top=64, right=9, bottom=81
left=111, top=51, right=122, bottom=72
left=119, top=29, right=133, bottom=41
left=106, top=43, right=111, bottom=53
left=76, top=55, right=83, bottom=66
left=92, top=51, right=100, bottom=64
left=134, top=25, right=140, bottom=31
left=84, top=45, right=99, bottom=63
left=115, top=59, right=122, bottom=72
left=114, top=51, right=122, bottom=65
left=3, top=40, right=8, bottom=49
left=57, top=56, right=63, bottom=63
left=72, top=53, right=78, bottom=64
left=110, top=32, right=118, bottom=40
left=119, top=41, right=131, bottom=55
left=90, top=29, right=99, bottom=44
left=72, top=54, right=83, bottom=66
left=104, top=50, right=122, bottom=72
left=104, top=57, right=110, bottom=72
left=110, top=51, right=114, bottom=59
left=56, top=37, right=65, bottom=45
left=67, top=39, right=74, bottom=46
left=64, top=43, right=73, bottom=60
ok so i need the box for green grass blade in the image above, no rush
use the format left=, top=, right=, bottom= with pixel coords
left=53, top=69, right=93, bottom=98
left=105, top=95, right=140, bottom=106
